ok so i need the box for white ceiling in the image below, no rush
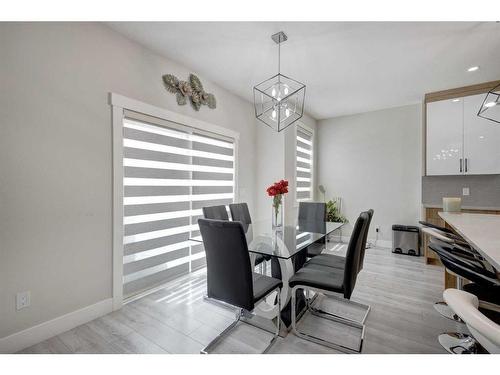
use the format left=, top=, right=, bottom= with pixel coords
left=107, top=22, right=500, bottom=120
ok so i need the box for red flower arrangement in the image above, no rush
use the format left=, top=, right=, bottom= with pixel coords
left=266, top=179, right=289, bottom=196
left=267, top=180, right=288, bottom=226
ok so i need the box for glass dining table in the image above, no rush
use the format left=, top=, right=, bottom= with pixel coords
left=190, top=219, right=345, bottom=330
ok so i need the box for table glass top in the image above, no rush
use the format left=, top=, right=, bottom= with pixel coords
left=190, top=220, right=345, bottom=259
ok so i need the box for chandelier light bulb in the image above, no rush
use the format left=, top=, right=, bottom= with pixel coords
left=284, top=87, right=289, bottom=95
left=271, top=88, right=276, bottom=97
left=485, top=102, right=497, bottom=108
left=272, top=110, right=277, bottom=119
left=285, top=108, right=290, bottom=117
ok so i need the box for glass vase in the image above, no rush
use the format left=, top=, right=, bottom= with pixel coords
left=272, top=194, right=284, bottom=231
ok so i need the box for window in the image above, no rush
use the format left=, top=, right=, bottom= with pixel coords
left=295, top=125, right=313, bottom=202
left=121, top=114, right=235, bottom=298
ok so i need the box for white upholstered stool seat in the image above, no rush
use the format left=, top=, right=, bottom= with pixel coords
left=444, top=289, right=500, bottom=354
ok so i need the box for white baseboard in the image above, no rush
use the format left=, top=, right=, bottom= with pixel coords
left=0, top=298, right=113, bottom=354
left=329, top=235, right=392, bottom=249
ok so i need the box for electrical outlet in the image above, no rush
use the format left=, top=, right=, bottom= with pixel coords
left=462, top=187, right=470, bottom=196
left=16, top=291, right=31, bottom=311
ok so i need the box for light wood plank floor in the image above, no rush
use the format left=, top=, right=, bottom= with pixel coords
left=19, top=244, right=466, bottom=354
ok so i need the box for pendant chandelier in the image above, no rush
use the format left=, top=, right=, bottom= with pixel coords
left=253, top=31, right=306, bottom=132
left=477, top=83, right=500, bottom=124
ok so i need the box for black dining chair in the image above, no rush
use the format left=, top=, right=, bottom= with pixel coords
left=229, top=203, right=268, bottom=274
left=197, top=218, right=282, bottom=354
left=307, top=209, right=374, bottom=271
left=202, top=205, right=229, bottom=220
left=289, top=211, right=370, bottom=353
left=298, top=201, right=326, bottom=221
left=298, top=202, right=327, bottom=258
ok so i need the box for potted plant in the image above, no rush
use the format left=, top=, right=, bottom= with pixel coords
left=325, top=199, right=348, bottom=223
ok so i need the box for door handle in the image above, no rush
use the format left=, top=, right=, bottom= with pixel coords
left=460, top=158, right=463, bottom=173
left=465, top=158, right=468, bottom=173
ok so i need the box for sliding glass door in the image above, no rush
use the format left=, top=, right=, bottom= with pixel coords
left=121, top=114, right=235, bottom=298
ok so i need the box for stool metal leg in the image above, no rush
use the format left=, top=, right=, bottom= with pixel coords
left=434, top=301, right=464, bottom=323
left=438, top=332, right=478, bottom=354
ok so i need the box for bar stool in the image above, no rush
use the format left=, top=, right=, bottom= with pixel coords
left=439, top=289, right=500, bottom=354
left=423, top=223, right=493, bottom=321
left=429, top=242, right=500, bottom=332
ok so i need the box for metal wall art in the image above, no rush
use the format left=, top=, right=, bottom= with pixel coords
left=162, top=73, right=216, bottom=111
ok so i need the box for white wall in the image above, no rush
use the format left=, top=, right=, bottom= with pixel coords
left=0, top=22, right=258, bottom=340
left=255, top=113, right=318, bottom=222
left=317, top=104, right=422, bottom=244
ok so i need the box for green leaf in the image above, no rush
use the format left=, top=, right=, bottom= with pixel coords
left=176, top=92, right=187, bottom=105
left=162, top=74, right=179, bottom=94
left=207, top=93, right=216, bottom=109
left=325, top=199, right=348, bottom=223
left=189, top=74, right=203, bottom=92
left=190, top=97, right=201, bottom=111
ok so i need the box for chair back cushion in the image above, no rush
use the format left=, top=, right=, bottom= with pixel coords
left=358, top=209, right=374, bottom=270
left=229, top=203, right=252, bottom=224
left=198, top=218, right=254, bottom=310
left=343, top=212, right=369, bottom=299
left=202, top=205, right=229, bottom=220
left=298, top=202, right=326, bottom=222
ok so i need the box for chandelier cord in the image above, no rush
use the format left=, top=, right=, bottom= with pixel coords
left=278, top=36, right=281, bottom=75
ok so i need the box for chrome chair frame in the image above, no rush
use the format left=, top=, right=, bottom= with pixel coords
left=291, top=285, right=370, bottom=353
left=201, top=286, right=281, bottom=354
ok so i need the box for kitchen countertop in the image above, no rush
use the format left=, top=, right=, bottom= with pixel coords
left=438, top=211, right=500, bottom=269
left=423, top=204, right=500, bottom=211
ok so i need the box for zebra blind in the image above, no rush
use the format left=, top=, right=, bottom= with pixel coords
left=296, top=126, right=313, bottom=202
left=122, top=114, right=235, bottom=298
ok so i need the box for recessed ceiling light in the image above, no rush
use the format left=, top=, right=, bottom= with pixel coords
left=452, top=98, right=460, bottom=102
left=467, top=66, right=479, bottom=72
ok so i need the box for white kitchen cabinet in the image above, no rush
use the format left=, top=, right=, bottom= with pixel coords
left=426, top=94, right=500, bottom=176
left=463, top=94, right=500, bottom=175
left=426, top=98, right=464, bottom=175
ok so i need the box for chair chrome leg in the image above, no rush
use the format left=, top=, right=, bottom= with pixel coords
left=434, top=301, right=464, bottom=323
left=291, top=286, right=364, bottom=353
left=438, top=332, right=478, bottom=354
left=201, top=287, right=281, bottom=354
left=308, top=293, right=371, bottom=325
left=201, top=309, right=243, bottom=354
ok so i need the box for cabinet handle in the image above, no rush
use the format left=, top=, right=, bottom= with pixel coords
left=460, top=158, right=463, bottom=173
left=465, top=158, right=468, bottom=173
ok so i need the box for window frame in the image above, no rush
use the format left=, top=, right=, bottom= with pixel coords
left=294, top=123, right=314, bottom=205
left=110, top=93, right=239, bottom=309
